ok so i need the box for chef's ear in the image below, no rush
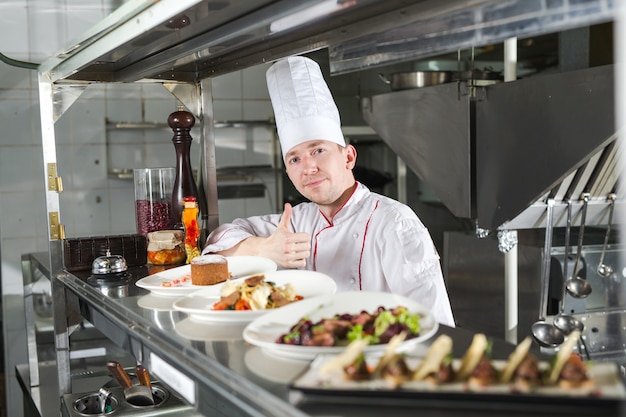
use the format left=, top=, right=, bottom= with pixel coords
left=345, top=144, right=357, bottom=169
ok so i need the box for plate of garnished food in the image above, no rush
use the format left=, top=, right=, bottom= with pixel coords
left=288, top=330, right=626, bottom=415
left=172, top=270, right=337, bottom=323
left=242, top=291, right=439, bottom=360
left=135, top=255, right=277, bottom=297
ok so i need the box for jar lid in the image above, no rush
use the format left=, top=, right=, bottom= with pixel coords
left=148, top=230, right=183, bottom=242
left=148, top=230, right=184, bottom=250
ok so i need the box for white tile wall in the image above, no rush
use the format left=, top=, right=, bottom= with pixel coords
left=0, top=63, right=32, bottom=90
left=0, top=99, right=36, bottom=146
left=0, top=146, right=43, bottom=193
left=28, top=4, right=67, bottom=58
left=0, top=1, right=277, bottom=416
left=212, top=71, right=242, bottom=99
left=0, top=4, right=29, bottom=58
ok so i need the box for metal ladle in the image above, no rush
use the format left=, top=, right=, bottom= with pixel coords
left=553, top=200, right=585, bottom=335
left=597, top=193, right=616, bottom=278
left=566, top=193, right=592, bottom=298
left=532, top=199, right=565, bottom=347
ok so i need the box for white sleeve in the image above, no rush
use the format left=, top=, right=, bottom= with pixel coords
left=380, top=215, right=456, bottom=328
left=201, top=214, right=282, bottom=254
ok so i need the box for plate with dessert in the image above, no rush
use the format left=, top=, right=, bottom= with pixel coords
left=172, top=270, right=337, bottom=323
left=135, top=255, right=277, bottom=297
left=242, top=291, right=439, bottom=360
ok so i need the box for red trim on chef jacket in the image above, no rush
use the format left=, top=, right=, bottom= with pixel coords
left=312, top=225, right=330, bottom=270
left=358, top=200, right=379, bottom=290
left=312, top=183, right=359, bottom=271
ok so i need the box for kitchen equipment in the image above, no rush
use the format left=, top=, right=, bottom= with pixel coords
left=597, top=192, right=616, bottom=278
left=553, top=314, right=584, bottom=335
left=63, top=234, right=147, bottom=272
left=532, top=199, right=565, bottom=347
left=135, top=365, right=153, bottom=392
left=134, top=167, right=176, bottom=236
left=378, top=71, right=453, bottom=90
left=87, top=250, right=131, bottom=298
left=553, top=200, right=585, bottom=336
left=97, top=387, right=113, bottom=414
left=91, top=250, right=127, bottom=275
left=454, top=68, right=503, bottom=84
left=71, top=389, right=119, bottom=415
left=363, top=65, right=618, bottom=231
left=169, top=107, right=199, bottom=229
left=61, top=383, right=187, bottom=417
left=106, top=360, right=154, bottom=406
left=566, top=193, right=593, bottom=298
left=566, top=276, right=593, bottom=298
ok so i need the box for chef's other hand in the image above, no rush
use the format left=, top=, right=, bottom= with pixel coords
left=262, top=203, right=311, bottom=269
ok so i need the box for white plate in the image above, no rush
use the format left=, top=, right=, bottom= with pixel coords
left=175, top=317, right=247, bottom=341
left=242, top=291, right=439, bottom=360
left=135, top=256, right=278, bottom=297
left=136, top=293, right=178, bottom=311
left=172, top=270, right=337, bottom=323
left=245, top=347, right=310, bottom=384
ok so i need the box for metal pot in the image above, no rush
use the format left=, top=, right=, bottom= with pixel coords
left=455, top=68, right=503, bottom=83
left=378, top=71, right=453, bottom=90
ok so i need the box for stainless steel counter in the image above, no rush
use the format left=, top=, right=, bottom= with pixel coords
left=37, top=263, right=623, bottom=417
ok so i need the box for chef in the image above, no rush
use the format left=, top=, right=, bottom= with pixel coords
left=202, top=56, right=455, bottom=327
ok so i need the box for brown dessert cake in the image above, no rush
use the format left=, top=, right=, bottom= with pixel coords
left=190, top=254, right=228, bottom=285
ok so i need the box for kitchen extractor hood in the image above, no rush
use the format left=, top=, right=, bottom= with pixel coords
left=40, top=0, right=615, bottom=83
left=363, top=64, right=622, bottom=232
left=37, top=0, right=620, bottom=233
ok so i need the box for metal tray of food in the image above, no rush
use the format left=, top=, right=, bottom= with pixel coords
left=288, top=342, right=626, bottom=416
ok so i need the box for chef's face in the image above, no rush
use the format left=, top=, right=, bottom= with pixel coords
left=284, top=140, right=356, bottom=209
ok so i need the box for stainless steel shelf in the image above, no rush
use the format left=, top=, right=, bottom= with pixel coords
left=54, top=268, right=310, bottom=417
left=52, top=266, right=584, bottom=417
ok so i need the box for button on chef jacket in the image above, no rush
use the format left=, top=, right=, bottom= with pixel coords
left=203, top=182, right=455, bottom=327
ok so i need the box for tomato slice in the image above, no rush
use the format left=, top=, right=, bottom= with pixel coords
left=235, top=299, right=251, bottom=310
left=213, top=300, right=231, bottom=310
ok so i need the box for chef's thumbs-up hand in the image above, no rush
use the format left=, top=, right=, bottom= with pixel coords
left=262, top=203, right=311, bottom=269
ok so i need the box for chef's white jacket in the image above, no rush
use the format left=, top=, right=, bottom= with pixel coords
left=203, top=182, right=455, bottom=327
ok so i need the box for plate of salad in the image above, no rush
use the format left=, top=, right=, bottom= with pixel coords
left=242, top=291, right=438, bottom=360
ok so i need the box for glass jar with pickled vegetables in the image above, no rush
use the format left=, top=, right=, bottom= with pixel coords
left=146, top=230, right=186, bottom=265
left=182, top=196, right=201, bottom=263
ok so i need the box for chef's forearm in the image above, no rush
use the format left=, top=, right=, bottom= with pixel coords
left=212, top=236, right=266, bottom=257
left=201, top=222, right=256, bottom=255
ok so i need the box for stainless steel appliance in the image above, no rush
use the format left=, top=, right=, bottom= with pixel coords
left=362, top=61, right=623, bottom=363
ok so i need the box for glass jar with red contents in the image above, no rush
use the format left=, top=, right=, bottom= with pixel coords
left=182, top=196, right=201, bottom=263
left=134, top=168, right=175, bottom=236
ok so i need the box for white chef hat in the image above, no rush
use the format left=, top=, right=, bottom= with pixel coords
left=266, top=56, right=345, bottom=159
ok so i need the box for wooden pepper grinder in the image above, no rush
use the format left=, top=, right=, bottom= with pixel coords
left=169, top=106, right=199, bottom=228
